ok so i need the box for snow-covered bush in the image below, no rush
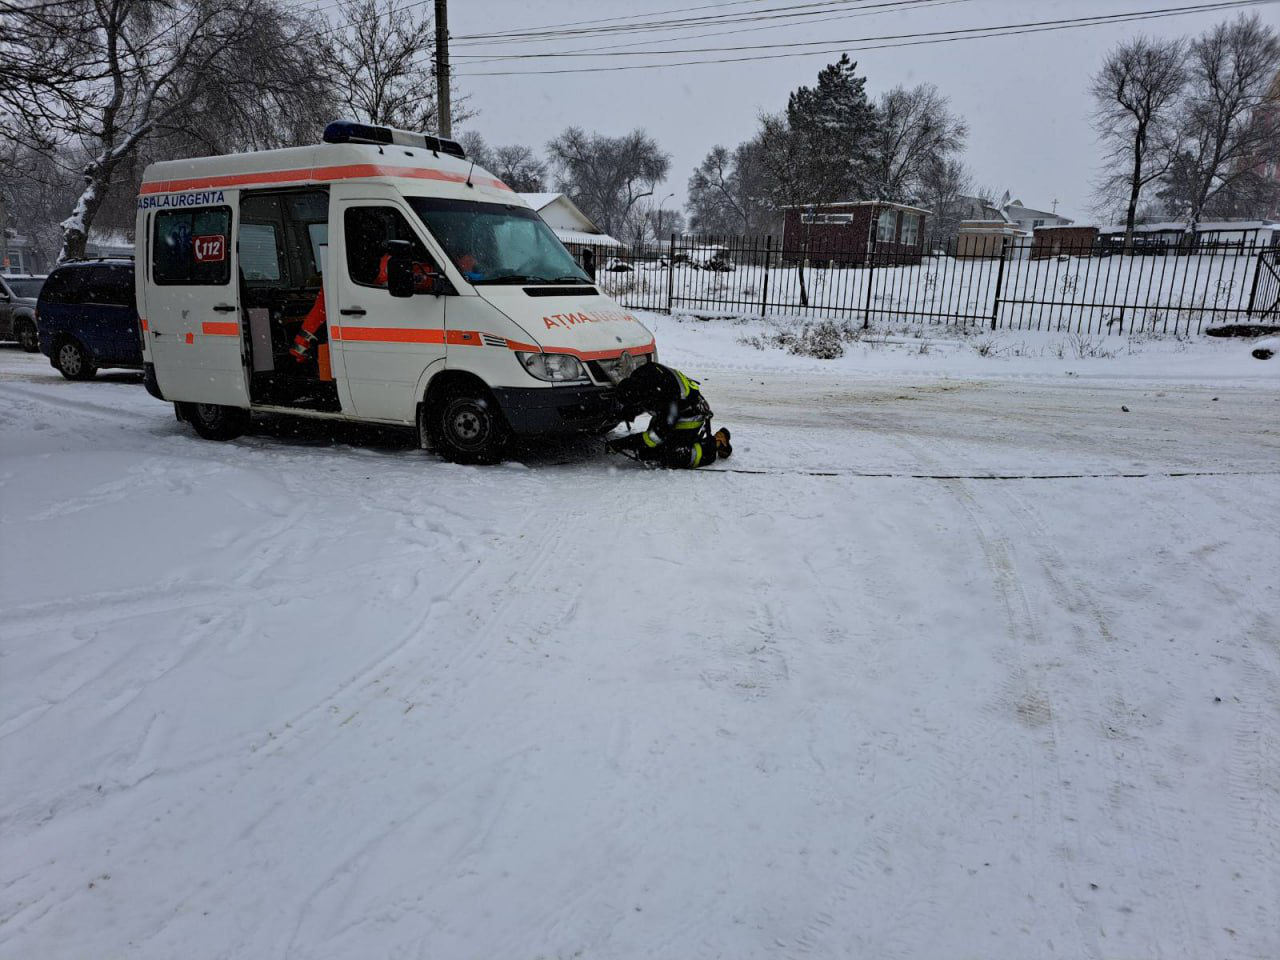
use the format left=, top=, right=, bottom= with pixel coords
left=737, top=319, right=861, bottom=359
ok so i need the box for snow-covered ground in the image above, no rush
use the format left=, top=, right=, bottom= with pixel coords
left=2, top=316, right=1278, bottom=959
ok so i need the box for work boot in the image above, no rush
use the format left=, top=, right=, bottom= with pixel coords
left=714, top=428, right=732, bottom=459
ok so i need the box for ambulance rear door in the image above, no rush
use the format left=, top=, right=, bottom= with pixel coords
left=144, top=195, right=251, bottom=406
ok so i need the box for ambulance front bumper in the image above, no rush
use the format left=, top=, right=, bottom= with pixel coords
left=491, top=383, right=618, bottom=435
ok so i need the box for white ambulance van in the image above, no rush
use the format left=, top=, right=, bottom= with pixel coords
left=135, top=121, right=656, bottom=463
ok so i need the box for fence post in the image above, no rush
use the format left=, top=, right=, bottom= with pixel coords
left=990, top=237, right=1008, bottom=330
left=665, top=233, right=676, bottom=313
left=1246, top=244, right=1265, bottom=317
left=760, top=235, right=772, bottom=318
left=862, top=236, right=877, bottom=329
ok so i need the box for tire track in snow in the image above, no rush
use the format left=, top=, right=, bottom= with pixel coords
left=0, top=381, right=151, bottom=425
left=998, top=484, right=1207, bottom=957
left=886, top=429, right=1101, bottom=960
left=1142, top=490, right=1280, bottom=958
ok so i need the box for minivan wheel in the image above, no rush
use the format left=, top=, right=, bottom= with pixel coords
left=15, top=320, right=39, bottom=353
left=181, top=401, right=250, bottom=441
left=433, top=388, right=510, bottom=464
left=54, top=338, right=97, bottom=380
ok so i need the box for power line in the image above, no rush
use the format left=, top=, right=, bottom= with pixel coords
left=454, top=0, right=973, bottom=62
left=453, top=0, right=1270, bottom=60
left=456, top=0, right=971, bottom=62
left=304, top=0, right=946, bottom=52
left=454, top=0, right=925, bottom=44
left=453, top=0, right=1274, bottom=75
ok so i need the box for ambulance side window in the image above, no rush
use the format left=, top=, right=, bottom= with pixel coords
left=344, top=207, right=433, bottom=287
left=153, top=207, right=232, bottom=285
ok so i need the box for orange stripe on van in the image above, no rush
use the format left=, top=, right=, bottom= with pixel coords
left=201, top=321, right=240, bottom=336
left=445, top=330, right=484, bottom=346
left=330, top=326, right=446, bottom=344
left=327, top=327, right=655, bottom=362
left=139, top=317, right=149, bottom=331
left=139, top=164, right=512, bottom=195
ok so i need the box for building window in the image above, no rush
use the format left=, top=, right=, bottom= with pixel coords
left=876, top=209, right=898, bottom=243
left=901, top=213, right=919, bottom=245
left=800, top=211, right=854, bottom=225
left=1033, top=219, right=1045, bottom=228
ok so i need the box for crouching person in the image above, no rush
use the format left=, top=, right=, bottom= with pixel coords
left=608, top=362, right=732, bottom=468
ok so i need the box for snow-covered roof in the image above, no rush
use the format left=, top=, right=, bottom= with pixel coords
left=1004, top=204, right=1064, bottom=219
left=1098, top=220, right=1279, bottom=235
left=550, top=228, right=622, bottom=248
left=518, top=193, right=561, bottom=211
left=517, top=192, right=616, bottom=242
left=782, top=200, right=931, bottom=214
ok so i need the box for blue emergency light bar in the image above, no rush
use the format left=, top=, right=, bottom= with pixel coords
left=322, top=121, right=466, bottom=160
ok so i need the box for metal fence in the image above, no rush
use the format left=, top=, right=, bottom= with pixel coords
left=580, top=234, right=1280, bottom=336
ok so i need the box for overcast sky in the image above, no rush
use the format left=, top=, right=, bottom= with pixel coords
left=336, top=0, right=1274, bottom=223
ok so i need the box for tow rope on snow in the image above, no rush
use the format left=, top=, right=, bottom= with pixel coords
left=694, top=468, right=1279, bottom=480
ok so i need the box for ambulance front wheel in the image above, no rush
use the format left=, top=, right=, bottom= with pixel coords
left=431, top=387, right=511, bottom=465
left=180, top=402, right=250, bottom=442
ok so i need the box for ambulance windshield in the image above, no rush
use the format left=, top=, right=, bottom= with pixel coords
left=408, top=197, right=590, bottom=286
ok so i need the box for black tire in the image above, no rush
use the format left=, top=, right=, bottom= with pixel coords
left=15, top=319, right=39, bottom=353
left=54, top=338, right=97, bottom=380
left=180, top=401, right=250, bottom=441
left=431, top=387, right=511, bottom=464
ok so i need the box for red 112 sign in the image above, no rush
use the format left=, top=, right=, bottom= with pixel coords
left=194, top=235, right=226, bottom=262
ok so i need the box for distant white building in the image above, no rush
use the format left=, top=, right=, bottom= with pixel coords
left=1097, top=220, right=1279, bottom=245
left=1002, top=199, right=1073, bottom=232
left=519, top=193, right=622, bottom=254
left=2, top=227, right=134, bottom=275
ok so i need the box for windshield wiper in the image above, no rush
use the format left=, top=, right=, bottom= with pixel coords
left=472, top=274, right=543, bottom=285
left=551, top=275, right=592, bottom=284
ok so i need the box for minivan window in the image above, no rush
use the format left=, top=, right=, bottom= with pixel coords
left=39, top=267, right=87, bottom=305
left=153, top=207, right=232, bottom=285
left=85, top=265, right=134, bottom=306
left=407, top=197, right=588, bottom=285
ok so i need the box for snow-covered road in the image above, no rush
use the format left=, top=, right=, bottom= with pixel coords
left=2, top=320, right=1278, bottom=959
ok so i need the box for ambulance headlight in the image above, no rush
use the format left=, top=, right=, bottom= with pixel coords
left=516, top=351, right=588, bottom=383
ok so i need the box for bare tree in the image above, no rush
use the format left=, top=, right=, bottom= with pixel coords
left=490, top=144, right=547, bottom=193
left=869, top=83, right=968, bottom=203
left=0, top=144, right=82, bottom=269
left=916, top=157, right=973, bottom=240
left=456, top=133, right=547, bottom=192
left=1162, top=14, right=1280, bottom=231
left=2, top=0, right=308, bottom=261
left=328, top=0, right=471, bottom=135
left=546, top=127, right=670, bottom=237
left=625, top=198, right=685, bottom=245
left=1091, top=35, right=1186, bottom=250
left=686, top=142, right=778, bottom=237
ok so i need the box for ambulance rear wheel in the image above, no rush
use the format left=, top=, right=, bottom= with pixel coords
left=433, top=388, right=510, bottom=465
left=181, top=402, right=250, bottom=441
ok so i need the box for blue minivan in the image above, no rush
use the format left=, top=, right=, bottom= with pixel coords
left=37, top=259, right=143, bottom=380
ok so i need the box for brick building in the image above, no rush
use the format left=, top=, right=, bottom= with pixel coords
left=782, top=201, right=929, bottom=265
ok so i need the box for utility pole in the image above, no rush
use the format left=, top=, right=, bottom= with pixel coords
left=434, top=0, right=451, bottom=138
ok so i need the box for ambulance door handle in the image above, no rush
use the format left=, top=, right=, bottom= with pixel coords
left=212, top=303, right=237, bottom=313
left=340, top=307, right=366, bottom=316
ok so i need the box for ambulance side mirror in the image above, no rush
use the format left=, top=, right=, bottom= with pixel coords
left=386, top=249, right=415, bottom=299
